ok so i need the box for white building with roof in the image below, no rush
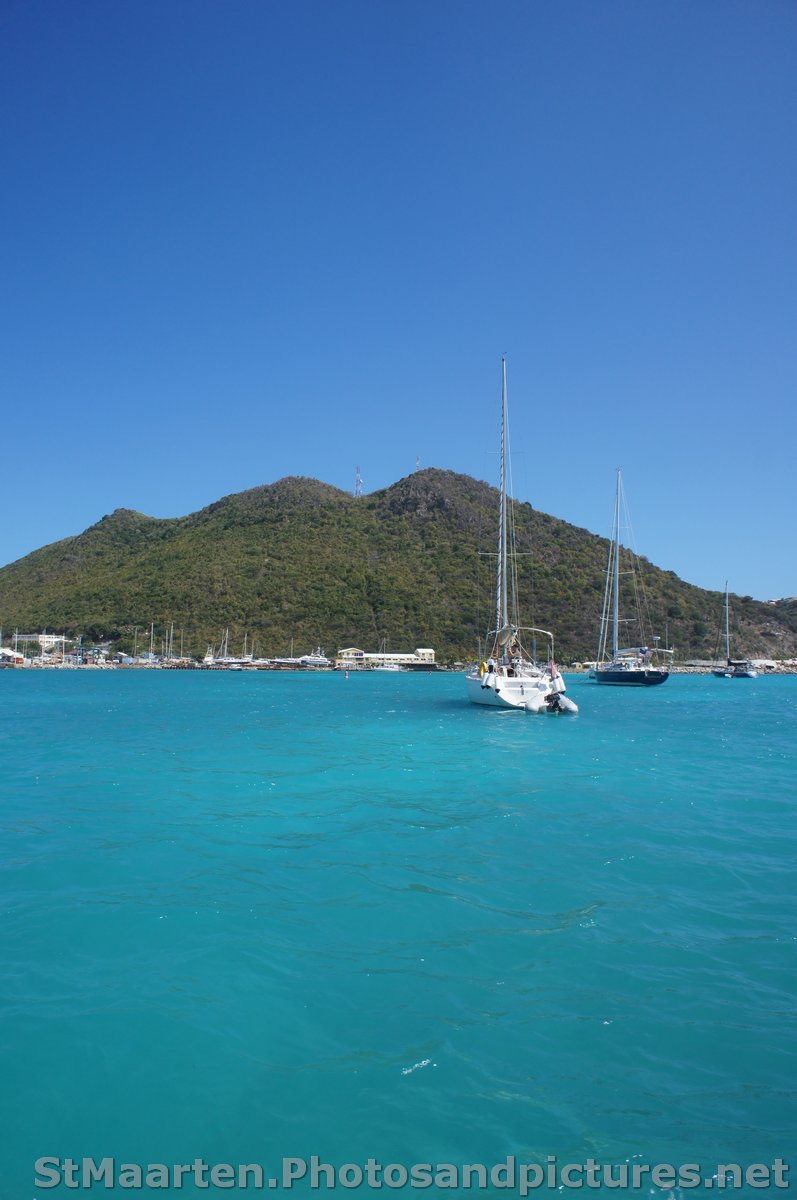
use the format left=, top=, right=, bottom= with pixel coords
left=335, top=647, right=436, bottom=670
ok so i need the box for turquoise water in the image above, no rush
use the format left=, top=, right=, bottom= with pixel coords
left=1, top=671, right=795, bottom=1196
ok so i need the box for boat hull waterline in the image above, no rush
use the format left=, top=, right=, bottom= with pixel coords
left=592, top=668, right=669, bottom=686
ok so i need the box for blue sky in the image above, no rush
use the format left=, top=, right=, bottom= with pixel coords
left=1, top=0, right=795, bottom=598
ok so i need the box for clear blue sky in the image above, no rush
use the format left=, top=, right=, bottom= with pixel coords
left=1, top=0, right=795, bottom=598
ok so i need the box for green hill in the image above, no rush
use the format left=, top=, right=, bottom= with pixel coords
left=1, top=469, right=795, bottom=662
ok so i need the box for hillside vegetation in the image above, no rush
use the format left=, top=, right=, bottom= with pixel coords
left=0, top=470, right=795, bottom=661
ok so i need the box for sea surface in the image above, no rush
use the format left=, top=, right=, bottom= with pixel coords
left=1, top=671, right=795, bottom=1197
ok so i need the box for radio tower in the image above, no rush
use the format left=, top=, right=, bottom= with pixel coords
left=354, top=465, right=363, bottom=498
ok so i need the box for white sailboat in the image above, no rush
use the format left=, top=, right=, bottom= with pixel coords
left=712, top=584, right=757, bottom=678
left=465, top=359, right=577, bottom=714
left=372, top=637, right=406, bottom=671
left=591, top=469, right=671, bottom=686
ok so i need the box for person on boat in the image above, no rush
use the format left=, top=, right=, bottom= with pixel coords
left=480, top=655, right=497, bottom=690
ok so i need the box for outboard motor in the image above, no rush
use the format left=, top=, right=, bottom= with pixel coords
left=545, top=691, right=578, bottom=714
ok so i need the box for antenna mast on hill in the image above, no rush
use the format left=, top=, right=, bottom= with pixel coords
left=354, top=465, right=363, bottom=498
left=415, top=455, right=420, bottom=472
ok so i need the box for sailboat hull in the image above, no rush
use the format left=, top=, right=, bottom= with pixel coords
left=466, top=673, right=541, bottom=710
left=592, top=668, right=669, bottom=686
left=465, top=669, right=576, bottom=712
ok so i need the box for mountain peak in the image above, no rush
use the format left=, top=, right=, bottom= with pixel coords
left=1, top=469, right=794, bottom=660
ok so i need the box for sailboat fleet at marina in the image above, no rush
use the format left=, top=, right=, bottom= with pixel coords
left=0, top=628, right=442, bottom=672
left=199, top=630, right=335, bottom=671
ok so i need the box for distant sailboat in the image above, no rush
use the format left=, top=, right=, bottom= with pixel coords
left=373, top=637, right=406, bottom=672
left=712, top=584, right=757, bottom=678
left=592, top=470, right=671, bottom=686
left=465, top=359, right=577, bottom=714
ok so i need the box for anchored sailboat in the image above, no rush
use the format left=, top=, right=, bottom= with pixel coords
left=465, top=359, right=577, bottom=714
left=712, top=584, right=757, bottom=678
left=592, top=469, right=671, bottom=686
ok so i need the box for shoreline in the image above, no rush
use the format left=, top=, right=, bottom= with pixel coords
left=2, top=662, right=797, bottom=675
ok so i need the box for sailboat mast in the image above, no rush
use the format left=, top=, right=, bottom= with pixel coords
left=724, top=581, right=730, bottom=662
left=495, top=357, right=509, bottom=635
left=612, top=469, right=621, bottom=659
